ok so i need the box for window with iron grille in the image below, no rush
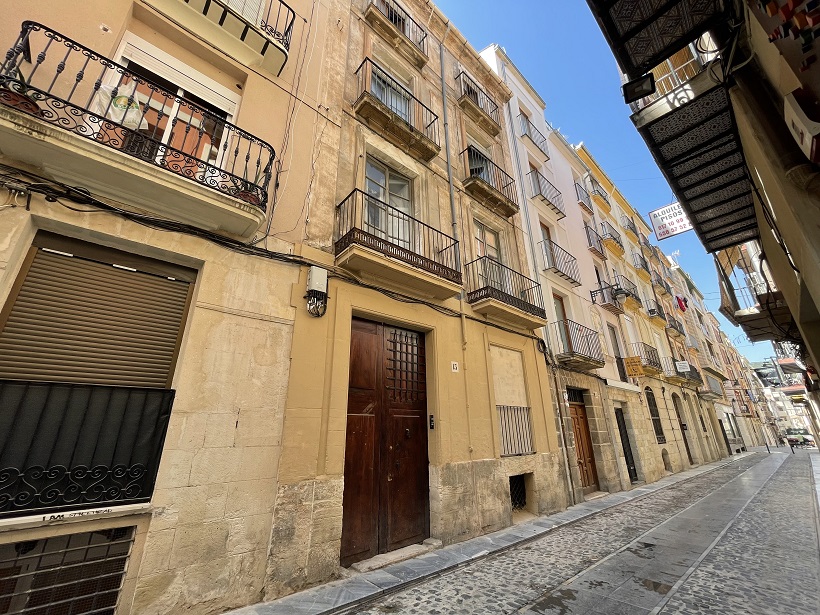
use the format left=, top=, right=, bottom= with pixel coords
left=509, top=474, right=527, bottom=511
left=645, top=387, right=666, bottom=444
left=566, top=388, right=585, bottom=404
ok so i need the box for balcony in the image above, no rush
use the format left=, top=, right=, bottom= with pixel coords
left=686, top=335, right=701, bottom=353
left=0, top=22, right=274, bottom=239
left=662, top=357, right=688, bottom=385
left=354, top=59, right=439, bottom=161
left=591, top=284, right=624, bottom=315
left=334, top=189, right=462, bottom=299
left=686, top=364, right=703, bottom=386
left=0, top=379, right=173, bottom=519
left=600, top=221, right=624, bottom=256
left=364, top=0, right=428, bottom=68
left=519, top=114, right=550, bottom=160
left=462, top=146, right=518, bottom=217
left=667, top=316, right=686, bottom=338
left=585, top=225, right=607, bottom=260
left=652, top=271, right=672, bottom=296
left=632, top=253, right=651, bottom=282
left=589, top=181, right=611, bottom=213
left=621, top=215, right=638, bottom=241
left=699, top=374, right=725, bottom=401
left=145, top=0, right=295, bottom=75
left=550, top=320, right=605, bottom=371
left=645, top=298, right=666, bottom=323
left=465, top=257, right=546, bottom=329
left=541, top=240, right=581, bottom=287
left=576, top=183, right=594, bottom=216
left=630, top=342, right=662, bottom=375
left=646, top=242, right=661, bottom=262
left=456, top=72, right=500, bottom=136
left=529, top=170, right=565, bottom=219
left=497, top=406, right=535, bottom=456
left=614, top=275, right=641, bottom=311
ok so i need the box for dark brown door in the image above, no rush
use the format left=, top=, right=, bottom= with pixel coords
left=341, top=318, right=429, bottom=567
left=570, top=403, right=599, bottom=494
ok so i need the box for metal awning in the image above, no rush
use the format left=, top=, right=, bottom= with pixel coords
left=585, top=0, right=732, bottom=80
left=633, top=72, right=758, bottom=253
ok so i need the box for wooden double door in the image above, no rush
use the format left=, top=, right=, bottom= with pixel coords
left=340, top=318, right=430, bottom=567
left=570, top=403, right=599, bottom=494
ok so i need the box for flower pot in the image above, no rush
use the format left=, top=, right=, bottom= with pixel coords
left=0, top=89, right=41, bottom=116
left=237, top=190, right=262, bottom=207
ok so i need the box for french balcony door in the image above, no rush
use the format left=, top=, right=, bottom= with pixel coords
left=365, top=159, right=412, bottom=249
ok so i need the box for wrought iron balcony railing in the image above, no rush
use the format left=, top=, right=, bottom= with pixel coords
left=0, top=379, right=174, bottom=519
left=462, top=145, right=517, bottom=206
left=686, top=335, right=701, bottom=351
left=645, top=298, right=666, bottom=320
left=652, top=271, right=672, bottom=295
left=632, top=252, right=650, bottom=274
left=334, top=189, right=461, bottom=284
left=631, top=342, right=662, bottom=372
left=576, top=183, right=593, bottom=214
left=0, top=22, right=275, bottom=210
left=687, top=364, right=703, bottom=384
left=528, top=170, right=565, bottom=218
left=668, top=316, right=686, bottom=336
left=456, top=71, right=499, bottom=125
left=590, top=180, right=609, bottom=205
left=497, top=405, right=535, bottom=456
left=661, top=356, right=686, bottom=380
left=585, top=224, right=606, bottom=259
left=465, top=257, right=545, bottom=319
left=600, top=221, right=623, bottom=250
left=367, top=0, right=428, bottom=55
left=519, top=114, right=550, bottom=158
left=355, top=58, right=439, bottom=145
left=621, top=215, right=638, bottom=237
left=541, top=239, right=580, bottom=286
left=551, top=320, right=605, bottom=364
left=614, top=274, right=640, bottom=303
left=591, top=283, right=623, bottom=314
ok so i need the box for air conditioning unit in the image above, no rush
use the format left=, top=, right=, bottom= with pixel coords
left=785, top=88, right=820, bottom=163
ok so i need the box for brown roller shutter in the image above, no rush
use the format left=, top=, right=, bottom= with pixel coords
left=0, top=233, right=195, bottom=387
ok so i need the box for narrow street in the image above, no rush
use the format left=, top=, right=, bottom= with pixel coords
left=333, top=451, right=820, bottom=615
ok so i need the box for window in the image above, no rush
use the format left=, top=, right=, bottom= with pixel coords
left=645, top=387, right=666, bottom=444
left=370, top=65, right=411, bottom=123
left=365, top=158, right=412, bottom=248
left=530, top=162, right=541, bottom=195
left=474, top=219, right=500, bottom=261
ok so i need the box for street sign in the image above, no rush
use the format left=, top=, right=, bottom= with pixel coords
left=649, top=202, right=692, bottom=240
left=675, top=360, right=691, bottom=372
left=624, top=356, right=645, bottom=377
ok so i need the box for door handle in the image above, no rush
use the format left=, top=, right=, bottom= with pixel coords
left=405, top=428, right=411, bottom=438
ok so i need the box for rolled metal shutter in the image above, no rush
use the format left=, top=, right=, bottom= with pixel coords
left=0, top=233, right=195, bottom=387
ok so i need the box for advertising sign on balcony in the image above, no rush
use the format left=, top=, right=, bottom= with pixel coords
left=624, top=356, right=645, bottom=377
left=649, top=202, right=692, bottom=240
left=675, top=360, right=691, bottom=372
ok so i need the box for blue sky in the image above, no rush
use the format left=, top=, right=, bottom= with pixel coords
left=434, top=0, right=774, bottom=362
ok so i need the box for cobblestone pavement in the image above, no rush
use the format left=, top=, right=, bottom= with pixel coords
left=661, top=451, right=820, bottom=615
left=344, top=452, right=794, bottom=615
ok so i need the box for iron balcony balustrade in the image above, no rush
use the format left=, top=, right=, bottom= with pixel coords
left=652, top=271, right=672, bottom=296
left=541, top=239, right=581, bottom=287
left=0, top=379, right=174, bottom=519
left=550, top=320, right=605, bottom=371
left=462, top=145, right=518, bottom=217
left=354, top=58, right=440, bottom=161
left=630, top=342, right=662, bottom=374
left=456, top=71, right=500, bottom=135
left=589, top=180, right=611, bottom=212
left=465, top=257, right=546, bottom=322
left=519, top=114, right=550, bottom=159
left=585, top=224, right=606, bottom=260
left=699, top=374, right=725, bottom=401
left=497, top=405, right=535, bottom=456
left=600, top=221, right=624, bottom=254
left=621, top=215, right=638, bottom=239
left=334, top=189, right=462, bottom=295
left=686, top=364, right=703, bottom=385
left=645, top=298, right=666, bottom=321
left=686, top=334, right=701, bottom=352
left=614, top=274, right=641, bottom=309
left=590, top=283, right=624, bottom=315
left=0, top=22, right=275, bottom=211
left=667, top=315, right=686, bottom=338
left=700, top=324, right=712, bottom=339
left=576, top=183, right=594, bottom=216
left=528, top=169, right=565, bottom=219
left=364, top=0, right=428, bottom=67
left=661, top=357, right=688, bottom=384
left=632, top=253, right=651, bottom=276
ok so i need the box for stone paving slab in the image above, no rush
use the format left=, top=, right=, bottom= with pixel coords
left=224, top=453, right=757, bottom=615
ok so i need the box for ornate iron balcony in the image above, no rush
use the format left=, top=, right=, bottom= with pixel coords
left=576, top=183, right=593, bottom=215
left=621, top=215, right=638, bottom=237
left=551, top=320, right=605, bottom=368
left=591, top=283, right=623, bottom=315
left=0, top=380, right=173, bottom=519
left=0, top=22, right=275, bottom=209
left=541, top=239, right=580, bottom=286
left=519, top=114, right=550, bottom=159
left=631, top=342, right=662, bottom=372
left=585, top=224, right=606, bottom=259
left=367, top=0, right=427, bottom=55
left=668, top=316, right=686, bottom=337
left=632, top=252, right=650, bottom=274
left=456, top=72, right=499, bottom=125
left=614, top=274, right=640, bottom=304
left=590, top=179, right=609, bottom=205
left=652, top=271, right=672, bottom=295
left=462, top=145, right=518, bottom=215
left=334, top=189, right=461, bottom=284
left=465, top=257, right=545, bottom=319
left=528, top=170, right=565, bottom=218
left=600, top=221, right=623, bottom=250
left=645, top=298, right=666, bottom=321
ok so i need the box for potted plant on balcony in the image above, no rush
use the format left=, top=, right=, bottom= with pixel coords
left=0, top=67, right=42, bottom=116
left=231, top=170, right=266, bottom=207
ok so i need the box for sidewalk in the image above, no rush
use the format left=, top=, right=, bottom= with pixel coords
left=226, top=453, right=756, bottom=615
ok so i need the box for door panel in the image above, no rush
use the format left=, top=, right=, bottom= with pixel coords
left=570, top=404, right=599, bottom=493
left=615, top=408, right=639, bottom=483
